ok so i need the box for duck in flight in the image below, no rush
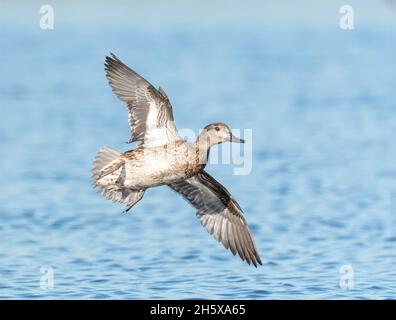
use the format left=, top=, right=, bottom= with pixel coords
left=92, top=54, right=262, bottom=267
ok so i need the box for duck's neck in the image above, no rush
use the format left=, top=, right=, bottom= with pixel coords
left=194, top=133, right=214, bottom=165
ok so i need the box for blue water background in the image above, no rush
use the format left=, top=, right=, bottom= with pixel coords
left=1, top=1, right=396, bottom=299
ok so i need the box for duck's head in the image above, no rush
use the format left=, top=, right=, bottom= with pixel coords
left=199, top=123, right=245, bottom=147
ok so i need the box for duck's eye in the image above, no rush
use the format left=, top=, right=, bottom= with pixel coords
left=215, top=126, right=220, bottom=131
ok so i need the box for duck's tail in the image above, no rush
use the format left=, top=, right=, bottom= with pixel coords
left=92, top=146, right=145, bottom=210
left=92, top=146, right=121, bottom=181
left=92, top=146, right=125, bottom=203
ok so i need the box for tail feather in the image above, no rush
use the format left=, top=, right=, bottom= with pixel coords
left=92, top=146, right=143, bottom=206
left=92, top=146, right=121, bottom=180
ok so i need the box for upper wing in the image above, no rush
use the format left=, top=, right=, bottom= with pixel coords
left=168, top=171, right=262, bottom=267
left=105, top=53, right=180, bottom=147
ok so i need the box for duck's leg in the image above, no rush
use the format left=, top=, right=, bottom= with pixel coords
left=123, top=189, right=145, bottom=213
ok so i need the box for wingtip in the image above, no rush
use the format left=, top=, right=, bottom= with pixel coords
left=104, top=53, right=118, bottom=68
left=253, top=252, right=262, bottom=267
left=104, top=56, right=111, bottom=70
left=245, top=252, right=262, bottom=268
left=105, top=52, right=116, bottom=60
left=253, top=259, right=262, bottom=268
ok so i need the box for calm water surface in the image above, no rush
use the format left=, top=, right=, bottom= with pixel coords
left=1, top=11, right=396, bottom=299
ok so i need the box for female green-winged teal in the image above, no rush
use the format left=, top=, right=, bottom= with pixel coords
left=92, top=54, right=261, bottom=267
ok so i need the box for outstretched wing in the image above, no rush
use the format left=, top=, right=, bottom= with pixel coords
left=105, top=53, right=180, bottom=147
left=168, top=171, right=262, bottom=267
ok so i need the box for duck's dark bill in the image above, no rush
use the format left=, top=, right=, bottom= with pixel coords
left=230, top=133, right=245, bottom=143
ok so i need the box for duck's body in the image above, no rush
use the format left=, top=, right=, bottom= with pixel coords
left=92, top=54, right=262, bottom=267
left=96, top=140, right=204, bottom=190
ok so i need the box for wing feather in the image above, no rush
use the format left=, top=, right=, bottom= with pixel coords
left=105, top=54, right=180, bottom=147
left=168, top=171, right=262, bottom=267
